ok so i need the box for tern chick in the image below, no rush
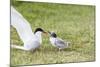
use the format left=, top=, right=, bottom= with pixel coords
left=48, top=31, right=70, bottom=51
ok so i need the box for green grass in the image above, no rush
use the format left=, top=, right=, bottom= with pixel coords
left=11, top=1, right=95, bottom=66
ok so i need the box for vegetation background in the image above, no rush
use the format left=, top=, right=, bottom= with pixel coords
left=11, top=0, right=95, bottom=66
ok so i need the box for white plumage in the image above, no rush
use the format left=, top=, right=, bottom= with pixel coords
left=11, top=6, right=46, bottom=51
left=11, top=28, right=46, bottom=51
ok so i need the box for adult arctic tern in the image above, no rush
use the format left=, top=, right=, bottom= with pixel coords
left=11, top=28, right=47, bottom=51
left=48, top=31, right=70, bottom=51
left=11, top=6, right=47, bottom=51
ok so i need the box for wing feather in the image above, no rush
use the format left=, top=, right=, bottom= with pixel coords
left=55, top=38, right=66, bottom=48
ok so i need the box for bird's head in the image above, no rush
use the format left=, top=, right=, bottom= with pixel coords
left=48, top=31, right=57, bottom=38
left=34, top=28, right=47, bottom=34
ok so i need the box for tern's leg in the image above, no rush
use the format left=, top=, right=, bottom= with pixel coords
left=59, top=48, right=61, bottom=52
left=58, top=48, right=64, bottom=52
left=31, top=49, right=37, bottom=53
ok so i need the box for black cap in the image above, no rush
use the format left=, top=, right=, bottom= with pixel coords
left=48, top=31, right=57, bottom=38
left=34, top=28, right=45, bottom=33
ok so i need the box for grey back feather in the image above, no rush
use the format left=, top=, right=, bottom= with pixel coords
left=55, top=38, right=66, bottom=49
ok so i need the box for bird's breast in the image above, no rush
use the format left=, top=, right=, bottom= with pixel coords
left=50, top=37, right=56, bottom=46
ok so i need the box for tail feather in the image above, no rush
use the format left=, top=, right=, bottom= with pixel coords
left=66, top=42, right=71, bottom=47
left=11, top=45, right=28, bottom=51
